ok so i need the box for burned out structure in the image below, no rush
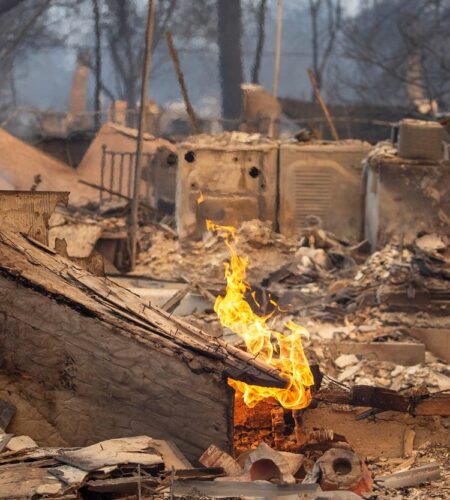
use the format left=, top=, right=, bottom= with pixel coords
left=0, top=116, right=450, bottom=498
left=278, top=140, right=371, bottom=242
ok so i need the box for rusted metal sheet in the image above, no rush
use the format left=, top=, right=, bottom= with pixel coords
left=0, top=191, right=68, bottom=245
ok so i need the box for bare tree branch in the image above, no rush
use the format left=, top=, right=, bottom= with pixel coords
left=0, top=0, right=26, bottom=16
left=0, top=0, right=52, bottom=66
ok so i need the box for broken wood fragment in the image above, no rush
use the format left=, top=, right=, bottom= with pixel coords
left=86, top=476, right=159, bottom=494
left=199, top=444, right=242, bottom=476
left=403, top=429, right=415, bottom=458
left=164, top=31, right=200, bottom=134
left=0, top=191, right=68, bottom=245
left=161, top=286, right=191, bottom=313
left=376, top=462, right=441, bottom=489
left=307, top=68, right=339, bottom=141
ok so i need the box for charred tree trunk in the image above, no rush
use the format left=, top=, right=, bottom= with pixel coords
left=251, top=0, right=267, bottom=84
left=217, top=0, right=244, bottom=130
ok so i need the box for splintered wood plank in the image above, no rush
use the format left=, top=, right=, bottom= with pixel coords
left=56, top=436, right=163, bottom=471
left=0, top=229, right=285, bottom=459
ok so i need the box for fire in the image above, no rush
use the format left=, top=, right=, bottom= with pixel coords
left=207, top=220, right=314, bottom=410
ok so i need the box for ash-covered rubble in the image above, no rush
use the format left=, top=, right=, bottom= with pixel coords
left=173, top=221, right=450, bottom=421
left=264, top=231, right=450, bottom=395
left=49, top=207, right=450, bottom=400
left=14, top=195, right=450, bottom=499
left=136, top=219, right=297, bottom=283
left=148, top=217, right=450, bottom=426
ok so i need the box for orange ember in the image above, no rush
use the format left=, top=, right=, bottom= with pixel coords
left=207, top=220, right=314, bottom=410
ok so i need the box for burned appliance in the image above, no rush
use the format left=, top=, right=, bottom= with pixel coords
left=176, top=134, right=278, bottom=239
left=278, top=141, right=372, bottom=243
left=176, top=135, right=372, bottom=241
left=364, top=142, right=450, bottom=250
left=398, top=119, right=445, bottom=161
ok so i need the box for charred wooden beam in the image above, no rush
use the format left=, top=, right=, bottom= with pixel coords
left=314, top=385, right=450, bottom=416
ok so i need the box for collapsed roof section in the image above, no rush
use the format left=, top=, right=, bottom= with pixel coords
left=0, top=228, right=284, bottom=389
left=0, top=128, right=97, bottom=204
left=0, top=193, right=285, bottom=459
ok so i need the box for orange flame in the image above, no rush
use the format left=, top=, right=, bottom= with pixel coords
left=207, top=220, right=314, bottom=410
left=197, top=191, right=204, bottom=204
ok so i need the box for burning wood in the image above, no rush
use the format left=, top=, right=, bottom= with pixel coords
left=207, top=220, right=314, bottom=410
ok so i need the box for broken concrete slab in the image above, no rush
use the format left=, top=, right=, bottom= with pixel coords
left=335, top=354, right=359, bottom=369
left=329, top=341, right=425, bottom=366
left=408, top=328, right=450, bottom=363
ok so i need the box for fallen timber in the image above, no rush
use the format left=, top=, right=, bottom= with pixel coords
left=0, top=229, right=286, bottom=461
left=314, top=385, right=450, bottom=416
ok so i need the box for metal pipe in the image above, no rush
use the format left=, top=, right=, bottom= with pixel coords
left=127, top=153, right=134, bottom=198
left=100, top=144, right=107, bottom=204
left=118, top=153, right=125, bottom=196
left=110, top=152, right=116, bottom=200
